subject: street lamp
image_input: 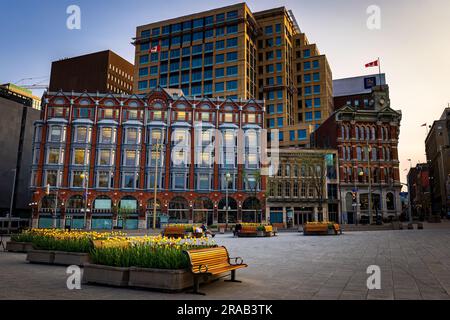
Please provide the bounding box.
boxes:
[80,172,89,229]
[152,139,162,230]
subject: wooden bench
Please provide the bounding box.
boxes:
[238,225,257,237]
[184,246,247,295]
[163,226,186,238]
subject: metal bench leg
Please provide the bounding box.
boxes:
[224,270,242,283]
[187,276,206,295]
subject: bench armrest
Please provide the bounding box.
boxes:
[197,264,209,273]
[229,257,244,265]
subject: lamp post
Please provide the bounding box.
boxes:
[80,172,89,229]
[366,142,372,225]
[225,172,231,229]
[152,139,162,230]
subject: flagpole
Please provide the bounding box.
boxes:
[378,57,383,86]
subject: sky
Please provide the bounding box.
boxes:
[1,0,449,188]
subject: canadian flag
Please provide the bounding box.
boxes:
[365,59,379,68]
[150,45,161,53]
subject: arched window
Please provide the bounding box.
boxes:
[371,127,376,140]
[293,165,299,177]
[341,126,345,139]
[355,127,359,140]
[386,148,391,161]
[345,126,350,140]
[357,147,362,160]
[365,127,370,140]
[360,127,365,140]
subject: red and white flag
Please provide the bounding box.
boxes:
[365,59,379,68]
[150,45,161,53]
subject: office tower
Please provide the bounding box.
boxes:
[133,3,333,147]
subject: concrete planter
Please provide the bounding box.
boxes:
[54,251,91,266]
[83,264,130,287]
[26,250,55,264]
[129,267,193,292]
[6,241,34,253]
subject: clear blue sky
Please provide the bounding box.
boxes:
[1,0,449,186]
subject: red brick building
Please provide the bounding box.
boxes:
[49,50,134,95]
[30,88,265,229]
[312,84,402,224]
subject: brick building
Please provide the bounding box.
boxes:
[49,50,134,95]
[425,107,450,217]
[407,163,431,220]
[133,3,333,147]
[312,84,402,224]
[30,88,265,229]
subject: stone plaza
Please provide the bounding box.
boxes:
[1,224,450,300]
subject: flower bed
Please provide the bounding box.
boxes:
[85,236,217,291]
[23,229,124,266]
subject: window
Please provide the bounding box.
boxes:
[126,128,139,144]
[226,65,238,76]
[205,29,213,39]
[275,37,281,46]
[138,80,147,90]
[215,68,224,78]
[227,37,238,48]
[266,64,274,73]
[227,10,238,20]
[100,127,113,143]
[277,104,283,114]
[290,130,295,141]
[227,25,238,34]
[275,23,281,33]
[265,25,273,35]
[139,67,148,77]
[216,27,224,36]
[71,171,86,188]
[174,174,185,189]
[216,40,225,50]
[193,18,203,28]
[99,149,112,166]
[277,117,283,127]
[266,51,274,61]
[313,60,319,69]
[305,112,313,121]
[193,31,203,41]
[304,74,311,83]
[216,54,225,64]
[182,21,191,30]
[226,52,237,62]
[298,129,307,141]
[50,126,63,142]
[198,173,210,190]
[139,55,149,64]
[75,127,88,143]
[182,34,191,43]
[305,99,312,108]
[171,36,180,46]
[314,98,321,107]
[216,13,225,22]
[73,148,86,165]
[276,49,282,60]
[224,113,233,122]
[123,173,137,189]
[97,171,113,189]
[314,111,321,120]
[226,80,238,91]
[278,131,284,142]
[205,15,214,26]
[268,118,275,128]
[304,61,311,70]
[303,49,311,58]
[215,82,224,92]
[125,150,137,166]
[48,148,62,164]
[313,85,321,94]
